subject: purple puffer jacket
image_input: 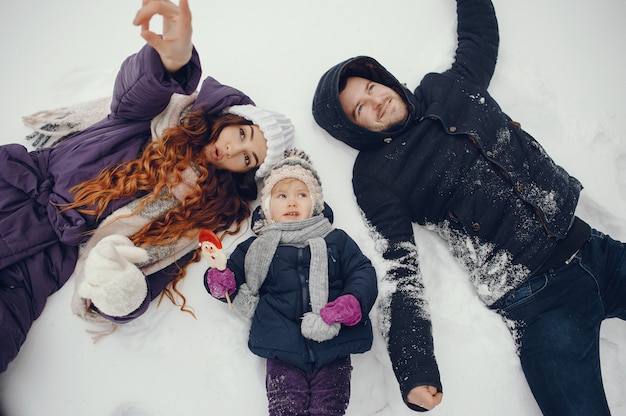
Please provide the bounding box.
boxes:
[0,44,253,372]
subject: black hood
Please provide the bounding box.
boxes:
[312,56,417,151]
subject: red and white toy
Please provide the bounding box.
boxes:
[199,229,234,308]
[199,229,227,270]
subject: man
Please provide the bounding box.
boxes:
[312,0,626,414]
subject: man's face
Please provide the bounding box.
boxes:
[339,76,408,132]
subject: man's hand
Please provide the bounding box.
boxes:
[133,0,193,73]
[407,385,443,411]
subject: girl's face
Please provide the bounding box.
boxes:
[203,124,268,173]
[269,179,313,223]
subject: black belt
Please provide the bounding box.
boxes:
[532,216,591,276]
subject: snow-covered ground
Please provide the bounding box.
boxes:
[1,1,625,415]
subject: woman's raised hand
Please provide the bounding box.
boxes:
[133,0,193,73]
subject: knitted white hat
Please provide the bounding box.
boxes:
[261,149,324,221]
[226,105,295,179]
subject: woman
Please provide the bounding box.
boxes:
[0,0,294,372]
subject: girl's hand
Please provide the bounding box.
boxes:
[133,0,193,73]
[205,268,237,299]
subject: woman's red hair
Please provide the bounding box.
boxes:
[64,110,258,316]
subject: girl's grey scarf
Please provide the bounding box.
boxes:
[234,216,341,342]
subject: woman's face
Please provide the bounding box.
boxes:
[203,124,268,173]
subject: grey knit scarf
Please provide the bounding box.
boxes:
[233,215,341,342]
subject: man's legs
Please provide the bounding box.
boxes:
[493,229,626,416]
[515,290,608,416]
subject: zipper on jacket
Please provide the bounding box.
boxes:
[298,248,316,364]
[535,208,552,238]
[468,132,554,238]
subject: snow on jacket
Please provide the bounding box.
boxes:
[0,43,253,371]
[224,207,378,372]
[312,0,583,409]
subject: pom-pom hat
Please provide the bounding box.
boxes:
[261,149,324,221]
[226,105,295,179]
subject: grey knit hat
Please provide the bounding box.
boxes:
[226,105,295,179]
[261,149,324,221]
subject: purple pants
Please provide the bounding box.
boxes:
[265,356,352,416]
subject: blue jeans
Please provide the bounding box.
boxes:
[490,229,626,416]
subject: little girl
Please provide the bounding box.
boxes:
[205,149,378,415]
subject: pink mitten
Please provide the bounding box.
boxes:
[204,267,236,299]
[320,294,362,326]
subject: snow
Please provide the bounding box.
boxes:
[1,0,626,415]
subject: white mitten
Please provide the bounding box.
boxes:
[79,235,150,317]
